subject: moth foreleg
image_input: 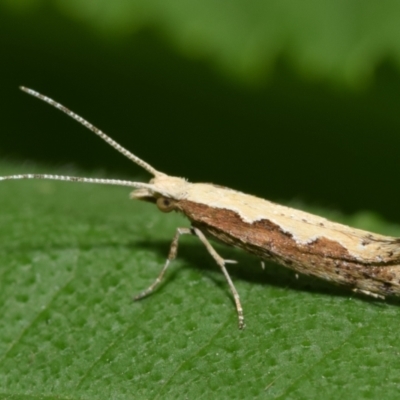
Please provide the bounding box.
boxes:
[134,227,193,301]
[134,226,244,329]
[190,227,245,330]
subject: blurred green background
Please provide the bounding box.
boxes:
[2,2,400,399]
[2,0,400,220]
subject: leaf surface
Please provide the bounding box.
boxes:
[1,162,400,399]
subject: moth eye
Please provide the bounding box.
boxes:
[156,197,175,213]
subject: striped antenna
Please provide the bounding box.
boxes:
[0,174,150,189]
[19,87,163,177]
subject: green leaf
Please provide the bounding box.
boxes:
[1,161,400,399]
[3,0,400,85]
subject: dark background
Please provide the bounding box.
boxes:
[2,3,400,222]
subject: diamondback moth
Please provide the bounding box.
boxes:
[2,87,400,329]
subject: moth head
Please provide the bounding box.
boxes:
[130,174,189,213]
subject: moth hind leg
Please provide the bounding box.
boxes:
[352,288,385,300]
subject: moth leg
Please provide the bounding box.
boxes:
[134,227,193,301]
[352,288,385,300]
[191,227,245,330]
[134,226,244,329]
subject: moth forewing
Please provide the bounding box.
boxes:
[2,87,400,330]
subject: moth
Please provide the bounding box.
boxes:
[2,87,400,329]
